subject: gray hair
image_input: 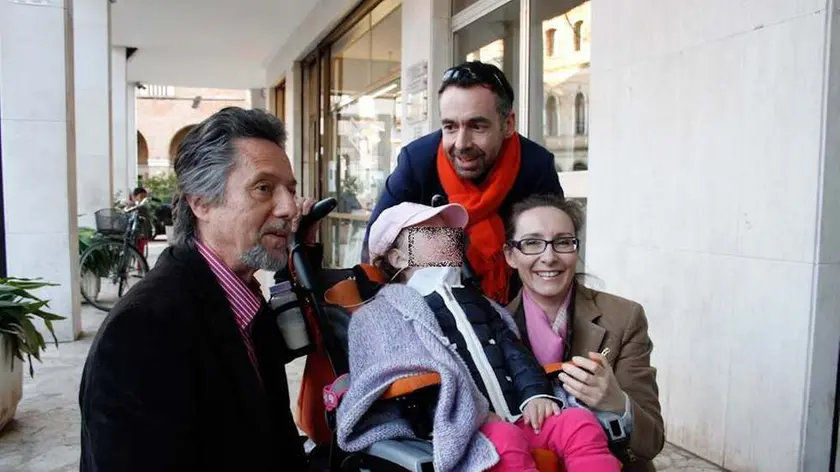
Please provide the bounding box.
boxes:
[171,107,287,247]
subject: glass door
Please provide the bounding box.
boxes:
[323,0,403,267]
[301,57,321,201]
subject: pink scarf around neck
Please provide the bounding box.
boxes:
[522,287,573,365]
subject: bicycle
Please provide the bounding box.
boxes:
[79,201,151,312]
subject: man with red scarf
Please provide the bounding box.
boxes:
[362,61,563,305]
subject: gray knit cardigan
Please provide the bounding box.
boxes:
[336,283,500,472]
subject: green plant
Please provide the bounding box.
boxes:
[78,227,97,253]
[144,173,178,203]
[0,278,65,377]
[78,228,115,277]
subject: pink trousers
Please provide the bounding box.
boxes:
[480,407,620,472]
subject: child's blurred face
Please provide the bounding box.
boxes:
[388,216,464,279]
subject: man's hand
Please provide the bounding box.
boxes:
[521,398,561,433]
[291,197,318,244]
[559,352,626,414]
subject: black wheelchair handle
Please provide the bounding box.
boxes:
[290,197,337,248]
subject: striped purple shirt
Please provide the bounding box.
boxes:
[195,240,262,370]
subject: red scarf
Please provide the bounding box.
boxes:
[436,133,521,304]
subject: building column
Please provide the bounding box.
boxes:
[126,81,138,188]
[803,7,840,469]
[0,0,81,341]
[400,0,451,144]
[110,46,129,200]
[588,2,840,470]
[249,88,267,110]
[74,0,112,229]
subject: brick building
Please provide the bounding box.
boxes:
[136,86,250,178]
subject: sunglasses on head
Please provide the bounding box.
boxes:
[441,63,513,104]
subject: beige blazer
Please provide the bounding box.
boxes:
[507,283,665,472]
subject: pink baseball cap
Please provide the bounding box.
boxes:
[368,202,469,259]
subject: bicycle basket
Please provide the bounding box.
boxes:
[95,208,128,235]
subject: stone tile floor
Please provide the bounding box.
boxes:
[0,242,726,472]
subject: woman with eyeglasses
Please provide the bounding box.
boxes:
[503,194,664,472]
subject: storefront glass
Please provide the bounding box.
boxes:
[453,1,520,97]
[451,0,589,266]
[532,0,590,174]
[325,0,402,267]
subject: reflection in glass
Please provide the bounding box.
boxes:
[327,2,402,267]
[532,0,590,173]
[453,1,520,97]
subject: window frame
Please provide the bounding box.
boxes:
[450,0,591,200]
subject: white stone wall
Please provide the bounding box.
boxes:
[74,0,112,230]
[126,83,138,189]
[111,46,130,200]
[249,88,267,110]
[588,1,839,470]
[805,6,840,470]
[0,0,82,342]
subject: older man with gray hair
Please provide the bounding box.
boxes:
[79,107,315,471]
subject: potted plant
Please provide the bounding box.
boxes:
[78,228,103,299]
[0,277,64,431]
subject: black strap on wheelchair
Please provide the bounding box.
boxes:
[351,265,383,301]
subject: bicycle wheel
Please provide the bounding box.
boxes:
[80,240,149,312]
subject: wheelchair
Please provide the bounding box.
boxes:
[278,197,611,472]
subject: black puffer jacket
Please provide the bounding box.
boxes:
[424,286,554,415]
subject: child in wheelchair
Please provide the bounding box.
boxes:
[336,202,619,472]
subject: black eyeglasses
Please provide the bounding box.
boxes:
[507,237,579,255]
[441,62,514,105]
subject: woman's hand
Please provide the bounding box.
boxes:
[560,352,626,414]
[521,398,561,433]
